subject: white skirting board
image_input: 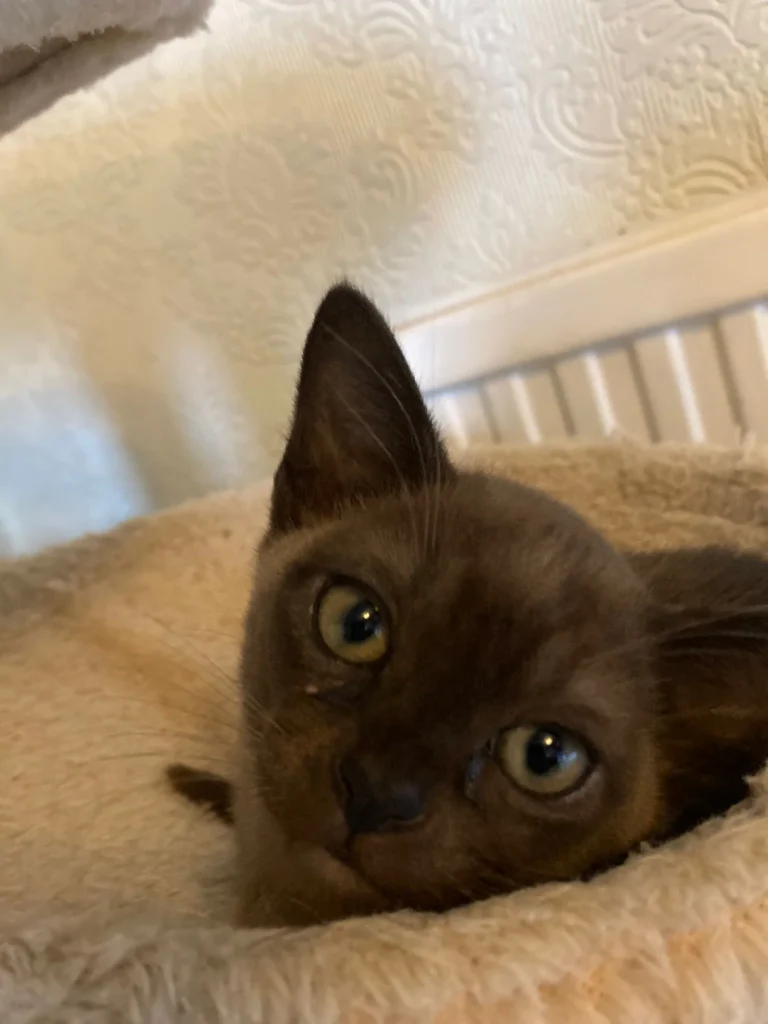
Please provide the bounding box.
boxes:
[400,191,768,449]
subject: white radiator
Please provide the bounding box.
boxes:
[400,192,768,450]
[425,305,768,448]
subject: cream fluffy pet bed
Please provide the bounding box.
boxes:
[2,441,768,1023]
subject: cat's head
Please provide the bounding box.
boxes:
[235,284,661,926]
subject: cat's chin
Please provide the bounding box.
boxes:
[241,844,390,928]
[235,796,391,927]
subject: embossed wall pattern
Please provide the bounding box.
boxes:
[1,0,767,554]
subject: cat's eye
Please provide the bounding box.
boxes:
[497,725,591,796]
[315,582,389,664]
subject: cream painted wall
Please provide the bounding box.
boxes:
[1,0,767,552]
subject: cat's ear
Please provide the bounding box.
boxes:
[631,547,768,837]
[269,282,453,534]
[634,546,768,658]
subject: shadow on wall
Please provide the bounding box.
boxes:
[0,21,466,553]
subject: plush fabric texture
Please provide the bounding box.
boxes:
[1,441,768,1022]
[0,0,210,135]
[0,0,207,51]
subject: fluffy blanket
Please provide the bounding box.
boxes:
[0,0,209,132]
[2,441,768,1023]
[0,0,207,52]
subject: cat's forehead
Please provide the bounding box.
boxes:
[283,472,642,637]
[317,473,622,575]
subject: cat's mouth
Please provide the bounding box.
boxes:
[298,826,405,905]
[320,837,378,889]
[319,835,417,910]
[291,838,394,918]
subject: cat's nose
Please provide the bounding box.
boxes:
[337,753,425,835]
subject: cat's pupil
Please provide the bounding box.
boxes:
[526,729,568,776]
[342,600,381,645]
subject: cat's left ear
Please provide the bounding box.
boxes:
[630,546,768,835]
[633,547,768,659]
[269,283,453,534]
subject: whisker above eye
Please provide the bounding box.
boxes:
[324,323,443,561]
[660,629,768,648]
[111,694,238,734]
[119,612,289,739]
[175,625,244,642]
[324,325,430,481]
[650,604,768,642]
[84,749,237,771]
[657,703,762,723]
[333,379,424,561]
[241,690,289,738]
[140,612,239,692]
[82,727,238,751]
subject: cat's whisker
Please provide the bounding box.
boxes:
[82,718,239,748]
[141,611,240,697]
[161,673,238,716]
[649,602,768,643]
[240,688,289,738]
[178,626,244,642]
[660,641,768,659]
[10,780,235,852]
[110,693,239,734]
[423,428,446,560]
[577,634,652,676]
[3,706,245,753]
[579,598,768,680]
[583,624,758,679]
[479,861,552,890]
[323,324,429,482]
[324,323,434,559]
[658,703,762,724]
[442,874,485,905]
[84,749,236,771]
[112,611,242,719]
[431,435,449,557]
[87,726,238,751]
[118,610,290,738]
[6,641,241,737]
[662,630,768,647]
[283,892,321,920]
[334,386,423,559]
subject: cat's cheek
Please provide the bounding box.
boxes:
[603,738,664,854]
[472,767,620,882]
[481,759,607,830]
[258,755,348,852]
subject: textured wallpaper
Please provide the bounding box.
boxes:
[1,0,767,553]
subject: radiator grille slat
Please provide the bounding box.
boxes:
[427,302,768,447]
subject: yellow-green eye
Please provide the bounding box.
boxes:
[497,725,591,796]
[315,583,389,664]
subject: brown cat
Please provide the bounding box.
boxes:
[170,283,768,927]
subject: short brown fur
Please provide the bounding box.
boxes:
[171,285,768,927]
